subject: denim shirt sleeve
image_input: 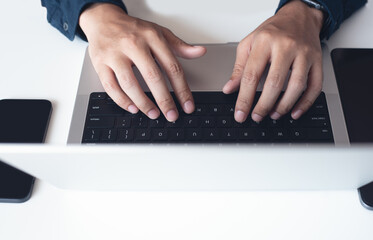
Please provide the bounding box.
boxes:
[41,0,127,41]
[276,0,367,39]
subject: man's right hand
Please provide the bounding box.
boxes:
[79,3,206,121]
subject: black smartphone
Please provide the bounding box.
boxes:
[358,182,373,211]
[0,99,52,203]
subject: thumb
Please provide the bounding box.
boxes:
[161,28,206,59]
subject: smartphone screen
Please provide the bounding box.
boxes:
[0,99,52,203]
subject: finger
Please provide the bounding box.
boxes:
[150,39,195,114]
[223,38,252,94]
[96,64,138,114]
[161,28,206,59]
[291,60,323,119]
[131,48,179,122]
[234,44,270,123]
[269,57,310,120]
[251,50,293,122]
[109,57,160,119]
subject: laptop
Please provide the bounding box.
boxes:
[1,44,373,191]
[68,43,349,145]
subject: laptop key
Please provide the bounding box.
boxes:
[118,129,134,142]
[135,129,151,141]
[290,128,307,141]
[101,129,117,142]
[116,117,132,128]
[222,129,237,141]
[186,129,202,141]
[201,117,215,128]
[86,117,115,128]
[152,129,168,141]
[307,128,333,141]
[91,92,106,100]
[169,129,185,141]
[238,128,255,141]
[83,129,101,142]
[273,128,289,141]
[217,117,232,128]
[203,128,220,141]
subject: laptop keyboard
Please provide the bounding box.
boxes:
[82,92,334,144]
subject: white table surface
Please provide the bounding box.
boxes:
[0,1,372,239]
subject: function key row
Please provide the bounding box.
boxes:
[85,115,330,129]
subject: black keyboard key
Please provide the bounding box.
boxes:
[308,103,328,115]
[201,117,215,127]
[217,117,233,128]
[91,92,107,100]
[86,117,115,128]
[133,116,148,128]
[149,118,166,128]
[118,129,134,142]
[194,105,207,115]
[135,129,151,141]
[88,100,127,116]
[152,129,168,141]
[186,129,202,141]
[302,115,329,127]
[307,128,333,141]
[116,117,132,128]
[268,119,283,128]
[101,129,117,142]
[284,117,299,127]
[238,128,255,141]
[221,129,237,141]
[208,105,223,115]
[255,129,270,141]
[273,129,289,141]
[166,119,183,128]
[83,129,100,142]
[250,119,267,128]
[222,105,235,115]
[169,129,185,141]
[290,129,307,141]
[203,129,220,141]
[184,117,201,128]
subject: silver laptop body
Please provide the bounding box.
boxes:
[2,43,368,192]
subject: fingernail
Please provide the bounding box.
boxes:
[148,109,159,119]
[166,109,178,122]
[223,80,232,93]
[292,110,303,119]
[270,112,281,120]
[184,100,194,114]
[235,110,246,123]
[128,105,139,114]
[252,113,263,123]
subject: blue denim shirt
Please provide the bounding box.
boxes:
[42,0,367,41]
[41,0,127,40]
[278,0,367,39]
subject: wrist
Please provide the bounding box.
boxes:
[79,3,127,38]
[278,0,324,35]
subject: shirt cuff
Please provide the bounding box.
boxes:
[276,0,367,40]
[42,0,127,41]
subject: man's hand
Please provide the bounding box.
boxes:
[223,0,324,122]
[79,3,206,121]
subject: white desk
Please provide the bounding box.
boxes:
[0,1,372,239]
